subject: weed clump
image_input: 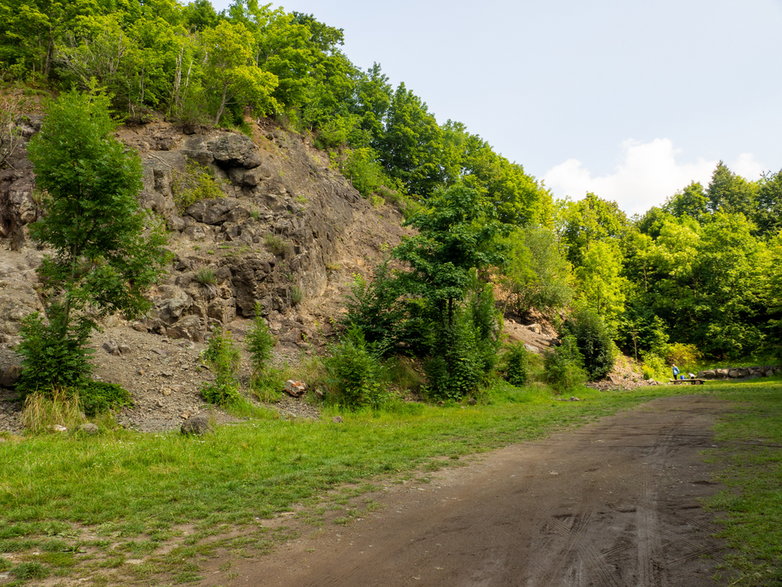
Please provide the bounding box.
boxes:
[11,561,49,581]
[194,267,217,286]
[21,389,85,434]
[246,305,283,402]
[77,381,133,417]
[264,233,294,258]
[200,328,241,405]
[172,160,224,212]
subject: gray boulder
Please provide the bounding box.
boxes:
[166,315,204,342]
[181,414,210,435]
[208,133,261,169]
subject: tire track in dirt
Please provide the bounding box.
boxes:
[199,395,730,586]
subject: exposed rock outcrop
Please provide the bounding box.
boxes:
[0,116,408,431]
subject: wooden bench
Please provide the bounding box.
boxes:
[669,379,705,385]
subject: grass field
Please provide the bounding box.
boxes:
[0,379,780,585]
[702,378,782,586]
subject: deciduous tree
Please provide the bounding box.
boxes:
[18,90,168,392]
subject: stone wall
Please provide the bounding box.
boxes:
[696,366,780,379]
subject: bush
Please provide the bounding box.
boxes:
[468,281,503,376]
[544,336,587,394]
[340,147,392,198]
[641,354,668,381]
[564,307,615,380]
[664,342,702,369]
[503,342,529,387]
[246,306,280,401]
[425,313,482,402]
[172,160,224,212]
[501,226,573,319]
[16,310,92,394]
[200,328,241,406]
[324,328,386,410]
[246,306,275,373]
[344,264,414,355]
[77,381,133,416]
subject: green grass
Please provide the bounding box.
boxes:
[702,377,782,586]
[0,379,779,584]
[0,383,684,583]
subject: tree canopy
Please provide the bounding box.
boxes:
[2,0,779,393]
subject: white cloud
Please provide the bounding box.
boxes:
[543,139,765,216]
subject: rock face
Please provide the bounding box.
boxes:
[114,121,407,346]
[0,119,406,349]
[0,116,408,432]
[0,114,40,251]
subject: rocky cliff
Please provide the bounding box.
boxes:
[0,115,407,431]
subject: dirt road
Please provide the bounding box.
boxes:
[203,395,729,586]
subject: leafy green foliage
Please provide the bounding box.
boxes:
[246,306,275,375]
[560,193,630,329]
[200,328,241,406]
[16,310,92,393]
[172,160,225,212]
[766,232,782,359]
[663,181,708,221]
[616,306,669,362]
[344,263,415,354]
[246,305,278,400]
[377,83,447,196]
[756,170,782,237]
[347,185,505,401]
[706,161,758,217]
[623,171,776,361]
[201,20,279,125]
[564,307,616,381]
[544,336,587,394]
[77,381,133,417]
[0,0,551,232]
[394,184,503,324]
[664,343,701,370]
[19,89,167,396]
[502,342,529,387]
[324,327,386,410]
[425,305,487,402]
[501,226,573,318]
[339,147,396,198]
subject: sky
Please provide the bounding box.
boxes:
[210,0,782,216]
